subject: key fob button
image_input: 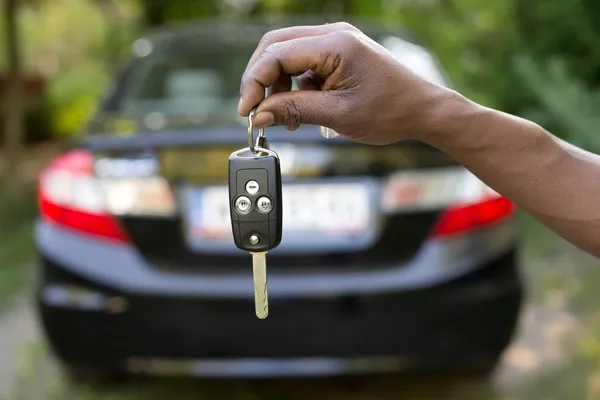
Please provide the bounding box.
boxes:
[256,196,272,213]
[245,180,260,195]
[234,196,252,214]
[249,234,260,245]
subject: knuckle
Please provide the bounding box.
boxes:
[265,41,299,58]
[259,30,278,46]
[264,41,283,57]
[331,30,359,45]
[240,70,253,91]
[260,27,289,47]
[241,67,250,82]
[333,30,366,55]
[239,75,248,96]
[331,21,359,32]
[264,40,296,61]
[284,100,304,126]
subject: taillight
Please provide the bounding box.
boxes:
[381,167,516,237]
[38,149,130,243]
[430,195,515,238]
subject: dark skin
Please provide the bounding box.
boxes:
[238,22,600,258]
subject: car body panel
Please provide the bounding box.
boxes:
[36,217,515,299]
[38,248,521,377]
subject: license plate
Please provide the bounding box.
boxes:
[185,182,373,241]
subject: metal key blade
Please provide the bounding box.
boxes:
[250,251,269,319]
[320,126,339,139]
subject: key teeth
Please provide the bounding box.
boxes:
[255,304,268,319]
[255,298,269,319]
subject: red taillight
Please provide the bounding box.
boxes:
[38,149,130,243]
[431,196,515,238]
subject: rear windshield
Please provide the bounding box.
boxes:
[108,36,260,125]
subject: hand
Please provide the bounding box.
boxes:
[238,22,459,145]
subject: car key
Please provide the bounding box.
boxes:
[228,108,282,319]
[320,126,339,139]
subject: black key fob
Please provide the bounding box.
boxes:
[228,147,283,253]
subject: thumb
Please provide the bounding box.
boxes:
[253,90,339,129]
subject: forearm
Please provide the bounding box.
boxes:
[424,91,600,256]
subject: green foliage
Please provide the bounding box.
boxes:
[505,0,600,149]
[514,55,600,151]
[515,0,600,89]
[47,64,110,138]
[0,0,141,139]
[385,0,519,108]
[141,0,220,26]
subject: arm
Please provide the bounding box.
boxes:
[238,22,600,257]
[428,95,600,256]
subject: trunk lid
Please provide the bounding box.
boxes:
[86,125,458,272]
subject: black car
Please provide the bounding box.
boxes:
[35,19,523,380]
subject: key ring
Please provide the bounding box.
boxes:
[248,107,266,153]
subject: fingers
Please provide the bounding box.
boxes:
[239,32,355,117]
[268,73,292,96]
[282,72,323,131]
[244,22,359,82]
[269,74,294,131]
[296,71,324,91]
[239,22,360,117]
[254,88,340,129]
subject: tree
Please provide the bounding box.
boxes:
[509,0,600,148]
[140,0,220,27]
[2,0,24,195]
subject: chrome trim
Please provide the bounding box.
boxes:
[126,356,410,378]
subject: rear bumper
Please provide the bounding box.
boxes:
[37,249,523,377]
[35,219,517,297]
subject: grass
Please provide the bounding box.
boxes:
[511,268,600,400]
[0,187,37,312]
[0,143,59,312]
[501,215,600,399]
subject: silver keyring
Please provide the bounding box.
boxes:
[248,107,265,153]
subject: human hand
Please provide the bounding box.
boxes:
[238,22,460,145]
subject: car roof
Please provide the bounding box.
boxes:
[138,16,420,49]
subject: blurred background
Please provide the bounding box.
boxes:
[2,0,600,399]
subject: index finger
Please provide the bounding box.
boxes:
[239,34,343,118]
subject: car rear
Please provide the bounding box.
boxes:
[34,21,523,378]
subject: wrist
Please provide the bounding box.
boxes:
[417,88,485,152]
